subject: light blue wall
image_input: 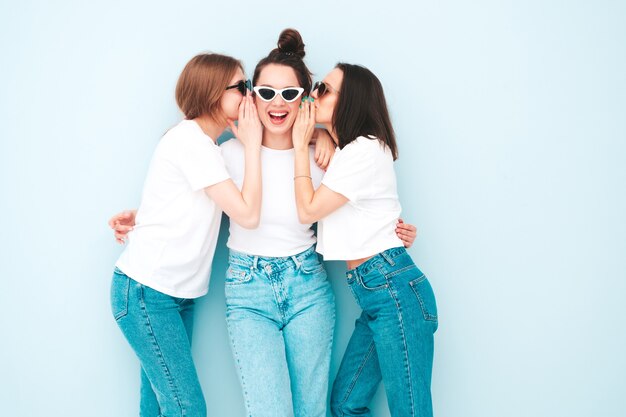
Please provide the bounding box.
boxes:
[1,1,624,416]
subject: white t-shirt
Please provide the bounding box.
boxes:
[116,120,230,298]
[220,139,324,257]
[317,136,403,260]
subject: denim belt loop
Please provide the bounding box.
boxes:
[354,269,363,285]
[252,256,259,270]
[381,250,395,266]
[290,255,301,269]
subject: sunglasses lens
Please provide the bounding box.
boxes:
[314,81,327,97]
[257,88,276,101]
[237,81,246,95]
[281,89,301,102]
[320,83,328,96]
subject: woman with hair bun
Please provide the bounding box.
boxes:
[293,63,438,417]
[219,28,335,417]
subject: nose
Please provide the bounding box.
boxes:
[311,90,319,99]
[271,93,285,105]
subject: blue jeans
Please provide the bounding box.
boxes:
[111,268,206,417]
[225,245,336,417]
[330,247,438,417]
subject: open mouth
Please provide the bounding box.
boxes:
[268,111,288,125]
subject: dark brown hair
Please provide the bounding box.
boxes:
[175,53,242,122]
[253,28,312,92]
[332,63,399,160]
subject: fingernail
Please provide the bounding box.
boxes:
[309,97,314,102]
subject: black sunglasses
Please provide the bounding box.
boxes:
[225,79,252,95]
[312,81,337,97]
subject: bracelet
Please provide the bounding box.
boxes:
[294,175,312,180]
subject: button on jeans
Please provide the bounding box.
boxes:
[111,268,206,417]
[331,247,438,417]
[225,245,336,417]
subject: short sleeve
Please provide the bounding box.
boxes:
[176,134,230,191]
[321,139,374,201]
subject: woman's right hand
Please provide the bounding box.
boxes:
[312,128,335,170]
[292,98,316,151]
[229,93,262,150]
[108,209,137,244]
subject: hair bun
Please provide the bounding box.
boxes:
[276,28,305,58]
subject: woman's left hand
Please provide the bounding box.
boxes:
[292,97,316,151]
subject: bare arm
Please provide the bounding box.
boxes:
[292,100,348,224]
[203,163,261,229]
[206,94,263,229]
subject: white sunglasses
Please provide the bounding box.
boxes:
[252,86,305,103]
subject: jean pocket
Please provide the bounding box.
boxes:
[111,271,130,321]
[358,268,389,291]
[299,253,325,274]
[409,275,438,323]
[225,264,252,285]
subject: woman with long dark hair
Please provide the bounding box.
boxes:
[292,63,438,417]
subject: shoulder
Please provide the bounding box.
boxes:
[164,120,199,140]
[337,136,378,159]
[162,120,218,150]
[219,137,243,151]
[348,136,391,159]
[219,138,244,165]
[354,135,381,148]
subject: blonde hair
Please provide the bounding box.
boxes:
[175,53,242,123]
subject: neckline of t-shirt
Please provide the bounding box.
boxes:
[261,145,296,154]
